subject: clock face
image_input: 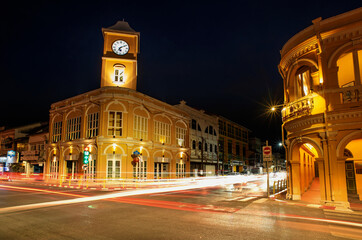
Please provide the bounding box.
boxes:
[112,40,129,55]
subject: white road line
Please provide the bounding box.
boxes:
[238,197,257,202]
[254,198,268,204]
[227,197,245,201]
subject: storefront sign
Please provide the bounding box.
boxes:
[7,150,17,163]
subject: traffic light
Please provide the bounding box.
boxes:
[83,147,90,164]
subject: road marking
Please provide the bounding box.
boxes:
[324,211,362,223]
[254,198,268,204]
[227,196,245,201]
[238,197,257,202]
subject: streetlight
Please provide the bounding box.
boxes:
[270,103,284,112]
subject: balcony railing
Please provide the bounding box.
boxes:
[339,85,361,104]
[282,96,314,122]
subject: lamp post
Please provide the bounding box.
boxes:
[269,103,289,198]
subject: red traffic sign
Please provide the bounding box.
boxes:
[263,146,272,161]
[263,146,271,155]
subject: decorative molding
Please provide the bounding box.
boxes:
[327,111,362,121]
[285,114,324,131]
[280,39,319,71]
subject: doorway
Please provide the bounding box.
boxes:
[66,161,78,179]
[154,163,169,179]
[345,161,357,195]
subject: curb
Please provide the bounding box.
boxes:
[271,197,338,210]
[269,189,361,213]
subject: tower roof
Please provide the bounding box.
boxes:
[102,21,137,34]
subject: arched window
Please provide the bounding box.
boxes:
[295,66,311,98]
[205,126,208,133]
[209,126,213,134]
[344,148,353,158]
[210,144,213,152]
[337,50,362,88]
[113,64,125,84]
[198,141,202,150]
[192,140,196,150]
[204,142,208,152]
[191,119,197,130]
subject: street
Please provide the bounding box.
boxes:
[0,180,361,240]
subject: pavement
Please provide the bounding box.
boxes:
[270,177,362,213]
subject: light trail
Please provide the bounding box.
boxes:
[0,176,244,214]
[1,177,361,229]
[0,185,86,198]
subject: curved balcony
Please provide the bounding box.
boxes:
[282,93,326,123]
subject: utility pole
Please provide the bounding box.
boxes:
[262,141,272,197]
[266,140,270,197]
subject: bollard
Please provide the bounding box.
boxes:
[103,179,106,188]
[69,178,71,187]
[273,181,276,194]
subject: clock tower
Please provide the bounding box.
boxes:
[101,21,140,90]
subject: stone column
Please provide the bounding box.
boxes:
[319,132,332,203]
[291,161,301,200]
[315,158,325,203]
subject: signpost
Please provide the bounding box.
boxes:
[263,141,272,197]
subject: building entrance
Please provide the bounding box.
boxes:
[154,163,169,179]
[345,161,357,195]
[66,160,78,179]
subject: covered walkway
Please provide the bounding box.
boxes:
[300,177,362,211]
[301,177,320,204]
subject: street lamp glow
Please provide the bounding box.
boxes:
[271,106,276,111]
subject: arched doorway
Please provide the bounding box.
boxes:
[289,139,321,200]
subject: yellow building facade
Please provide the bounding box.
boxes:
[46,21,190,181]
[279,8,362,207]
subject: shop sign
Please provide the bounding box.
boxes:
[7,150,17,163]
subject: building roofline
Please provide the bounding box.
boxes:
[280,7,362,57]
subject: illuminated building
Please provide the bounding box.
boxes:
[279,8,362,207]
[175,101,219,176]
[46,21,190,181]
[21,124,48,178]
[218,116,250,174]
[0,123,47,174]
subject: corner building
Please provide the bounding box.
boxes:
[279,8,362,207]
[46,22,190,181]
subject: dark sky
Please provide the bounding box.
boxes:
[1,1,361,145]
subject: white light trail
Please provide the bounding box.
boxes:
[0,176,246,214]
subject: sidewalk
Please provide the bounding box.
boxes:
[272,177,362,212]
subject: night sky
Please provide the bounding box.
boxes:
[1,1,361,146]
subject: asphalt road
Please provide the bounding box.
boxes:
[0,181,361,240]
